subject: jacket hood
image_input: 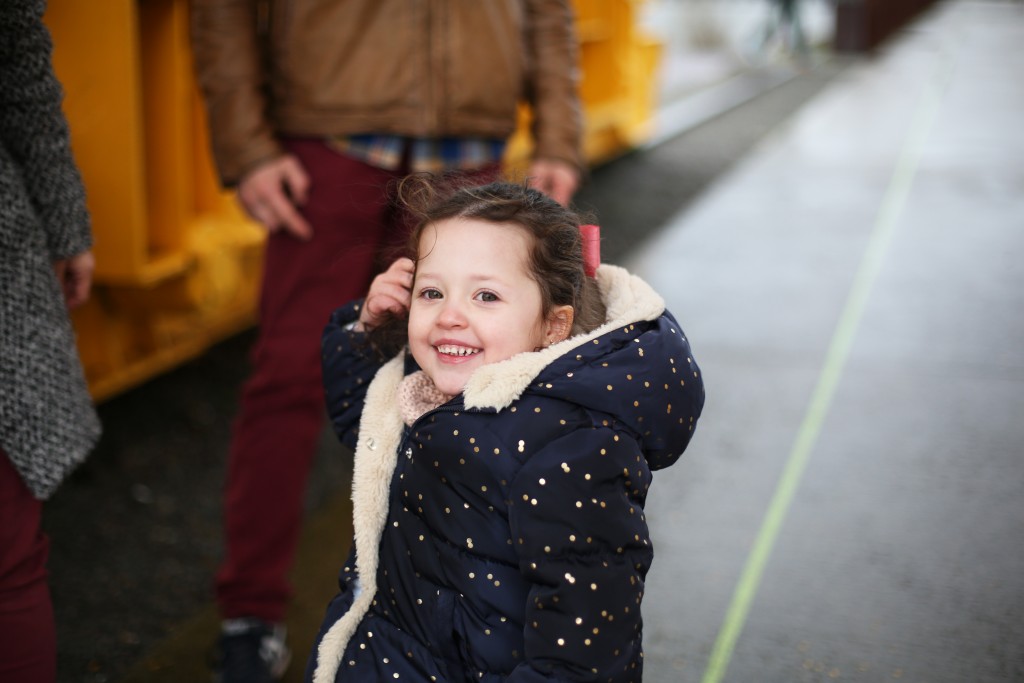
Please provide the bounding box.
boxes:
[464,264,701,471]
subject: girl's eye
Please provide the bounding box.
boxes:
[475,291,499,303]
[420,288,443,300]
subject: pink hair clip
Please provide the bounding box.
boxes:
[579,224,601,277]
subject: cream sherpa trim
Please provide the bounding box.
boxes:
[313,354,406,683]
[463,264,665,410]
[312,265,665,681]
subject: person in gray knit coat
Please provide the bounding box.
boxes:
[0,1,102,680]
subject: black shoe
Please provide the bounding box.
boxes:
[212,618,291,683]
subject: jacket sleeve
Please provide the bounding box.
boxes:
[506,425,654,682]
[189,0,282,186]
[0,0,92,260]
[523,0,583,171]
[321,301,385,449]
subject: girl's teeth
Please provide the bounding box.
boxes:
[437,345,479,357]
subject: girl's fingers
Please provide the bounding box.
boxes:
[363,284,411,328]
[360,258,416,328]
[390,258,416,284]
[375,261,415,300]
[373,280,411,306]
[376,296,406,316]
[374,293,409,316]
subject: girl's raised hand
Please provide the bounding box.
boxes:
[358,257,416,331]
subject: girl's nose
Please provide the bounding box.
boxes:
[438,301,466,328]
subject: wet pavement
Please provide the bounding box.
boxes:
[42,2,1024,682]
[629,2,1024,681]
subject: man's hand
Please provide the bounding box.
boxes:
[53,250,95,310]
[358,258,416,331]
[527,158,580,207]
[237,155,313,240]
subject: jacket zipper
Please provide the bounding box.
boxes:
[397,400,475,456]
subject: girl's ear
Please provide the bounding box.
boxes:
[545,305,575,345]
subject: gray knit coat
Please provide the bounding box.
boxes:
[1,0,101,500]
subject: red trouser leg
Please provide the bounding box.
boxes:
[0,453,56,683]
[215,140,401,622]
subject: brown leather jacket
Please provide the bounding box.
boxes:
[190,0,582,185]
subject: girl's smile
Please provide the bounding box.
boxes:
[433,342,482,359]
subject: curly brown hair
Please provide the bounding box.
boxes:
[366,176,606,359]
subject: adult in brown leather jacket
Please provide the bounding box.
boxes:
[190,2,583,680]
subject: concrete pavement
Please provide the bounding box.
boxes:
[630,2,1024,681]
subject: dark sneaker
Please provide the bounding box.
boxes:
[213,618,291,683]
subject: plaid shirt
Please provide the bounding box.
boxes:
[330,134,506,173]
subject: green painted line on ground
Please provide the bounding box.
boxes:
[700,56,953,683]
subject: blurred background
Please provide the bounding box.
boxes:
[39,0,1023,681]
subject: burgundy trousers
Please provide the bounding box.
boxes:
[0,452,55,683]
[215,139,499,622]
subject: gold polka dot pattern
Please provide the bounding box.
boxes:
[313,278,704,682]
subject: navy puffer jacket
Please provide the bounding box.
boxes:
[308,265,704,683]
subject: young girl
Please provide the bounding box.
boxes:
[306,181,704,683]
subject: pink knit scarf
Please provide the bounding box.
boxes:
[398,371,454,426]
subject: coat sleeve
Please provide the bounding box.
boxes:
[0,0,92,260]
[190,0,282,186]
[321,301,385,449]
[506,424,654,682]
[523,0,583,171]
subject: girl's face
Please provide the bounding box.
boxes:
[408,217,572,397]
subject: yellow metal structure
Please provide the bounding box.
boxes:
[44,0,662,402]
[507,0,663,171]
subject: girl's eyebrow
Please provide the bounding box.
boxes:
[416,270,509,287]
